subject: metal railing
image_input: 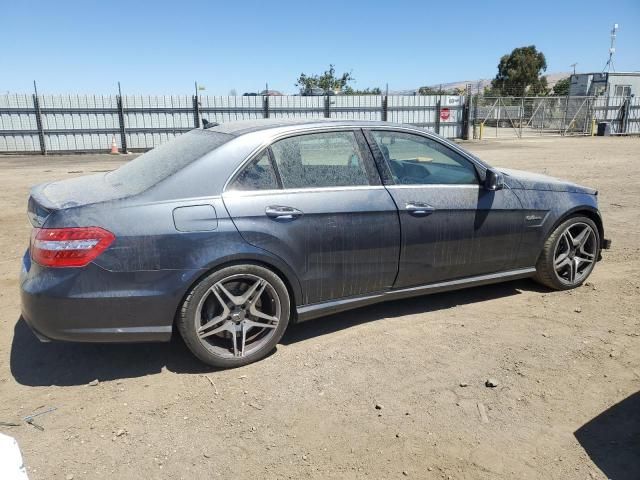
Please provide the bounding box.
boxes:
[0,93,466,154]
[3,91,637,153]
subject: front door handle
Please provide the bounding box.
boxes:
[405,202,436,216]
[265,205,304,220]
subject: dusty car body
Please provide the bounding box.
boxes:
[20,119,610,367]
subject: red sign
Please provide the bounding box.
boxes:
[440,107,451,121]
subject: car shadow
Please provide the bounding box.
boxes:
[9,318,211,387]
[574,391,640,480]
[282,279,540,344]
[11,279,543,387]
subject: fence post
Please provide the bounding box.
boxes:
[381,94,388,122]
[603,94,610,133]
[561,96,570,136]
[192,95,200,128]
[621,97,629,134]
[324,95,330,118]
[116,84,128,153]
[435,100,441,134]
[519,97,524,138]
[462,87,471,140]
[32,93,46,155]
[472,86,479,139]
[263,95,270,118]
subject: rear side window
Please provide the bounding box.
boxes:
[270,131,371,189]
[370,131,478,185]
[228,152,279,191]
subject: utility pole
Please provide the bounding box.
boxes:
[570,63,578,75]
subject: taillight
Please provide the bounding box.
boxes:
[31,227,115,268]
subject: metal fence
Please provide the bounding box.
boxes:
[3,92,637,153]
[0,93,466,153]
[471,95,640,139]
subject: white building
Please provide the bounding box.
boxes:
[569,72,640,97]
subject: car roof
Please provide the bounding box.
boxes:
[204,118,416,136]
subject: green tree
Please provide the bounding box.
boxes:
[491,46,548,96]
[482,85,501,97]
[551,77,571,96]
[296,65,354,93]
[418,86,447,95]
[342,86,382,95]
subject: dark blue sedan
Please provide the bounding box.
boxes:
[21,119,610,367]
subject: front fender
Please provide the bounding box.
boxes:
[510,189,601,266]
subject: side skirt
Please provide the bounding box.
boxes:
[296,267,536,322]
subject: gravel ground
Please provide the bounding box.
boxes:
[0,136,638,480]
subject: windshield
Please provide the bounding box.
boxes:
[106,129,232,195]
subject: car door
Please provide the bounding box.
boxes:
[364,129,524,288]
[222,129,401,305]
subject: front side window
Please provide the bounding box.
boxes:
[228,151,279,191]
[370,131,478,185]
[270,131,371,189]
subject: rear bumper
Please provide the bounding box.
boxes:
[20,251,203,343]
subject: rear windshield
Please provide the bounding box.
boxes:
[106,129,232,195]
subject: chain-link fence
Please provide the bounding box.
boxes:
[471,95,640,139]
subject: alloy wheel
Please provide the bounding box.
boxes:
[553,222,597,286]
[194,273,281,358]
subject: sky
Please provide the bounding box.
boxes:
[2,0,639,95]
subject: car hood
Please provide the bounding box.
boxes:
[498,168,597,195]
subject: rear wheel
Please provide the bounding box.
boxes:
[178,265,291,368]
[534,216,600,290]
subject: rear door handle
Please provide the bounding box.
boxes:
[265,205,304,220]
[405,202,436,216]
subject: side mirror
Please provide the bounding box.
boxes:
[484,169,504,191]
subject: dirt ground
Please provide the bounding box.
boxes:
[0,136,638,480]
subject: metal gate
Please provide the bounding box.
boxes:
[471,96,640,139]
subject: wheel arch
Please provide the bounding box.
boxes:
[172,252,303,332]
[533,205,603,289]
[535,206,604,267]
[551,206,604,247]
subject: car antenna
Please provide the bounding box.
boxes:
[202,118,219,129]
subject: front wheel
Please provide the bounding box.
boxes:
[178,265,291,368]
[534,216,600,290]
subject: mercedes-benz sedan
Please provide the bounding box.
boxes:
[21,119,610,367]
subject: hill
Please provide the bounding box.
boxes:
[392,72,571,95]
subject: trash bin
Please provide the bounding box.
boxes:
[597,122,611,136]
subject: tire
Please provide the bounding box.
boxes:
[534,215,600,290]
[178,264,291,368]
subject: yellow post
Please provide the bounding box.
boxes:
[591,117,596,136]
[479,122,484,140]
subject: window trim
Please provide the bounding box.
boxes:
[614,85,631,97]
[363,128,483,186]
[224,127,381,193]
[223,184,388,198]
[266,148,284,189]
